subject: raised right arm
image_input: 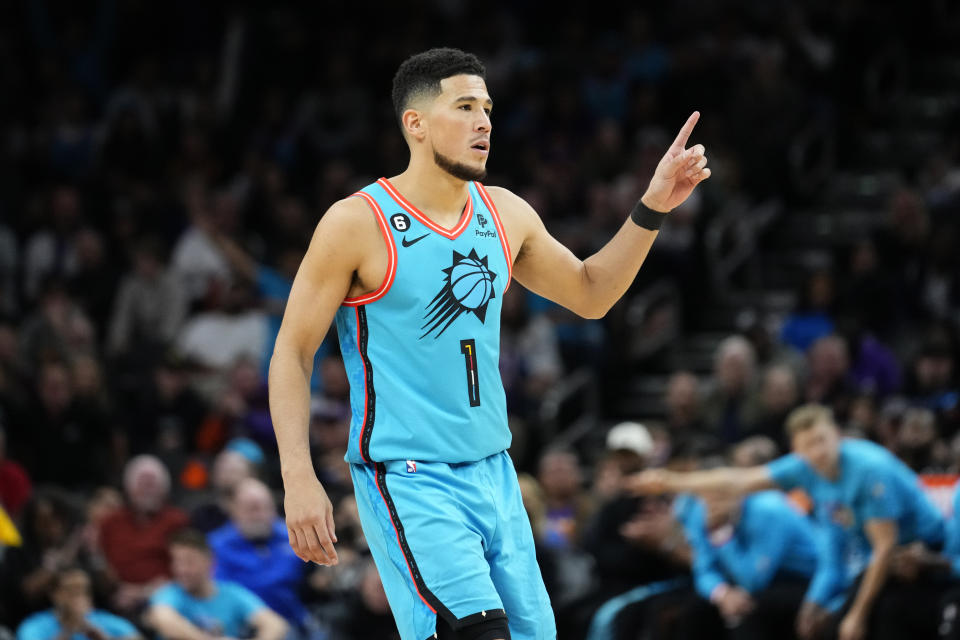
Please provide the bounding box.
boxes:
[268,196,374,566]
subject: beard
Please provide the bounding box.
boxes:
[433,147,487,181]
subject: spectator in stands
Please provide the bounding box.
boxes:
[18,360,110,489]
[0,425,31,518]
[22,186,84,303]
[500,286,564,419]
[189,449,256,533]
[803,335,855,415]
[906,337,959,438]
[1,490,112,627]
[593,422,654,503]
[209,478,308,630]
[702,336,761,444]
[751,365,800,451]
[894,408,946,473]
[168,185,233,303]
[780,269,836,353]
[123,352,206,457]
[66,228,118,337]
[663,371,706,445]
[19,280,95,376]
[16,567,140,640]
[146,529,287,640]
[324,558,400,640]
[537,448,594,550]
[106,236,187,364]
[174,279,268,373]
[98,455,187,616]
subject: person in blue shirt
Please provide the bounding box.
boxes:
[146,529,287,640]
[631,403,946,640]
[17,567,140,640]
[674,490,825,639]
[209,478,308,630]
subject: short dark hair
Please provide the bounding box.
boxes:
[391,48,485,126]
[169,528,211,554]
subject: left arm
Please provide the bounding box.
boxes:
[494,112,709,319]
[249,608,288,640]
[839,519,898,640]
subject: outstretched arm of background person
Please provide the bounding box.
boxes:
[838,519,898,640]
[491,111,710,319]
[627,465,776,497]
[268,196,374,566]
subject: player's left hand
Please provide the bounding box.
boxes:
[641,111,710,213]
[838,611,867,640]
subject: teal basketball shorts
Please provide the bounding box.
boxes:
[350,450,556,640]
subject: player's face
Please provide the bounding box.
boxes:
[428,74,492,181]
[792,420,840,478]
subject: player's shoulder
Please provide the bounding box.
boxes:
[309,195,382,251]
[477,185,539,226]
[479,185,527,209]
[321,195,380,228]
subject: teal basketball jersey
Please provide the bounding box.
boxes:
[336,178,513,464]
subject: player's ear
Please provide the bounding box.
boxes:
[401,108,427,142]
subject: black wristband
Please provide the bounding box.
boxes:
[630,201,667,230]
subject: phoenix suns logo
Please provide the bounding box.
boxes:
[420,249,497,339]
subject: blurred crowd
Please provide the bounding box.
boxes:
[1,0,960,639]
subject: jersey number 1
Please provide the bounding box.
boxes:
[460,339,481,407]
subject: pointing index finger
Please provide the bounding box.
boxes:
[672,111,700,149]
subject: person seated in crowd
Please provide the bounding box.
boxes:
[208,478,308,631]
[537,447,595,550]
[98,456,188,616]
[702,336,761,445]
[1,490,113,626]
[632,403,947,640]
[324,558,400,640]
[189,448,257,533]
[16,567,140,640]
[671,489,825,639]
[145,529,287,640]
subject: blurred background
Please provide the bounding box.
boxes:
[0,0,958,639]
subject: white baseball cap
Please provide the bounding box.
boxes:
[606,421,654,458]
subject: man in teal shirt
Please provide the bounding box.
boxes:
[146,529,287,640]
[17,568,140,640]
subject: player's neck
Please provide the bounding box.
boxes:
[389,162,471,228]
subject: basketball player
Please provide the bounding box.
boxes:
[630,404,946,640]
[269,48,710,640]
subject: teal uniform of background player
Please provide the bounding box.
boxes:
[766,439,945,599]
[336,178,555,640]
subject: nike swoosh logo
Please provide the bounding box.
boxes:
[402,233,429,247]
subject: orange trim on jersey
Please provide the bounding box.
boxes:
[377,178,473,240]
[374,465,437,614]
[342,191,398,306]
[475,182,513,291]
